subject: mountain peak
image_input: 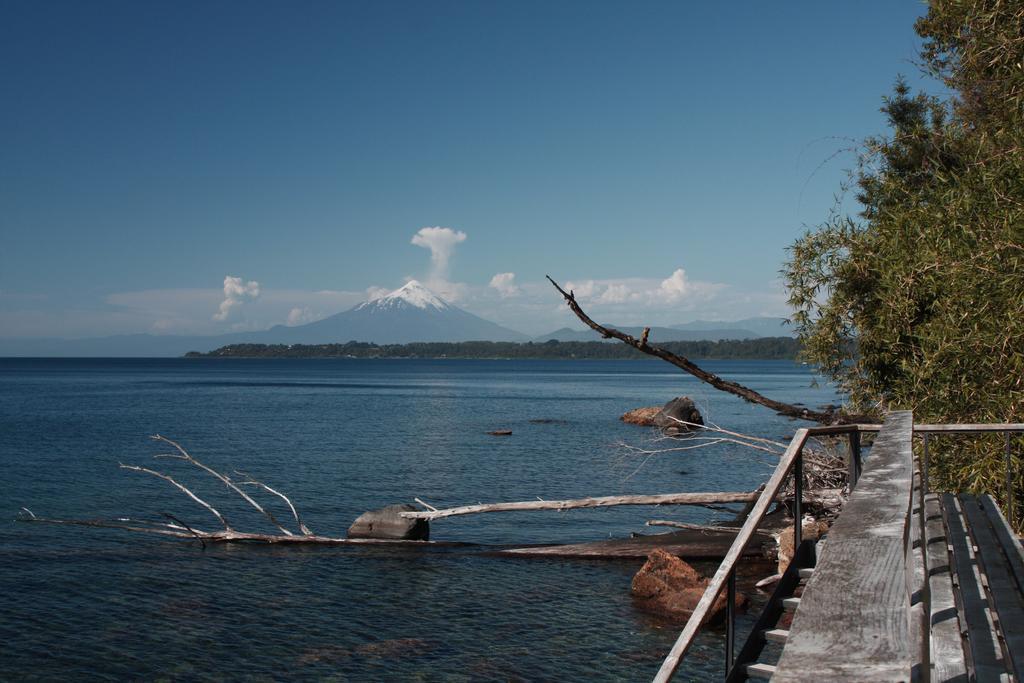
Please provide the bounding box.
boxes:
[362,280,450,311]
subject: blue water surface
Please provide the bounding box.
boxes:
[0,358,839,681]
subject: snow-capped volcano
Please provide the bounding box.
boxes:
[0,280,528,354]
[249,280,526,344]
[355,280,451,312]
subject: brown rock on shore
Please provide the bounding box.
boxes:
[631,549,747,622]
[621,406,661,426]
[775,518,830,574]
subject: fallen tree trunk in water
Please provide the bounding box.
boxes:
[16,511,443,545]
[400,491,759,521]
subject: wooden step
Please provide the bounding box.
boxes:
[745,662,776,679]
[798,567,815,579]
[782,597,801,612]
[763,628,789,644]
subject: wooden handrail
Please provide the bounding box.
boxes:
[652,427,812,682]
[914,423,1024,433]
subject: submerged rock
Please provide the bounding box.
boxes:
[347,503,429,540]
[631,549,746,622]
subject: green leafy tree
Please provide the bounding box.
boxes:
[784,1,1023,521]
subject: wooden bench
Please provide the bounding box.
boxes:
[938,493,1024,681]
[770,413,1024,682]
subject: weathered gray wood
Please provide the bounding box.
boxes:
[773,411,915,682]
[500,527,775,559]
[979,495,1024,595]
[914,423,1024,433]
[745,663,776,679]
[908,468,928,677]
[959,494,1024,679]
[400,491,759,520]
[651,427,812,683]
[942,494,1005,681]
[923,494,968,682]
[782,597,801,612]
[764,628,789,644]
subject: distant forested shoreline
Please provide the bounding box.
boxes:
[185,337,800,360]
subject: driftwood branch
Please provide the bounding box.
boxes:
[16,511,430,545]
[546,275,839,423]
[151,435,294,536]
[234,470,313,536]
[646,519,742,533]
[17,436,442,546]
[120,463,232,530]
[399,491,760,521]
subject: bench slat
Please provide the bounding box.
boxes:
[959,494,1024,679]
[979,495,1024,594]
[923,493,967,682]
[941,494,1005,680]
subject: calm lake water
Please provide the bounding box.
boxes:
[0,358,840,681]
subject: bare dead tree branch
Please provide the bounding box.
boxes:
[545,275,843,423]
[120,463,232,530]
[645,519,741,533]
[161,512,207,548]
[17,437,449,546]
[234,470,313,536]
[151,435,295,536]
[399,491,761,521]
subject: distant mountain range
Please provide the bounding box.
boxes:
[0,281,792,357]
[262,281,527,345]
[533,317,791,343]
[0,281,524,357]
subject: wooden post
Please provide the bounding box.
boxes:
[794,453,803,549]
[922,433,930,494]
[1006,432,1014,524]
[848,430,862,490]
[726,568,736,675]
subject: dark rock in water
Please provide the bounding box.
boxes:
[528,418,569,425]
[631,548,746,622]
[653,396,704,433]
[347,504,429,540]
[488,429,512,436]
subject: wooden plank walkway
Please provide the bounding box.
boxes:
[653,413,1024,682]
[772,411,915,682]
[768,414,1023,682]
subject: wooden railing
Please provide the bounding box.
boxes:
[653,415,1024,682]
[915,423,1024,523]
[652,422,867,682]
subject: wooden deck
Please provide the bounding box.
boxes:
[654,412,1024,682]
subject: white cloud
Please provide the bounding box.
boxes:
[365,286,390,301]
[98,285,366,336]
[213,276,260,321]
[424,278,467,303]
[563,268,722,311]
[659,268,690,301]
[411,227,467,281]
[489,272,520,298]
[286,307,319,326]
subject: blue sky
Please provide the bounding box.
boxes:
[0,0,931,337]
